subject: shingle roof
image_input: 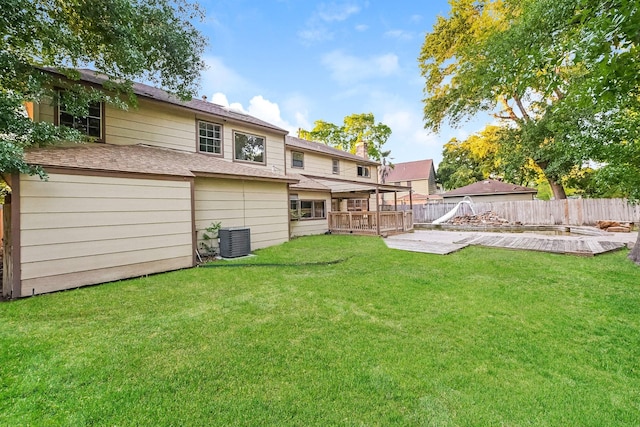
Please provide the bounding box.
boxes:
[285,136,379,166]
[47,68,288,134]
[288,174,331,191]
[26,143,298,183]
[442,179,537,197]
[385,159,435,182]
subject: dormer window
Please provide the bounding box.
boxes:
[357,165,370,178]
[292,151,304,168]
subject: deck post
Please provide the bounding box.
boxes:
[376,187,381,235]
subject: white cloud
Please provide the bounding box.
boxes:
[384,110,440,150]
[200,56,256,98]
[321,50,400,84]
[298,2,362,45]
[410,14,423,23]
[208,93,311,136]
[355,24,368,31]
[298,28,334,44]
[317,3,361,22]
[384,29,414,41]
[210,92,230,107]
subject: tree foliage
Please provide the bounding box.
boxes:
[420,0,590,199]
[299,113,392,162]
[437,125,503,190]
[0,0,206,191]
[422,0,640,263]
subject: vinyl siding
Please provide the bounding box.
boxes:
[19,173,193,295]
[106,99,194,151]
[194,178,289,252]
[286,149,378,183]
[290,190,332,237]
[37,98,288,172]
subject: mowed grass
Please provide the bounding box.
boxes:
[1,235,640,426]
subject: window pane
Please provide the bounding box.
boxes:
[235,132,264,162]
[314,201,325,218]
[292,152,304,168]
[198,121,222,154]
[300,201,312,218]
[58,94,102,139]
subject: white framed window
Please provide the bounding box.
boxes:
[332,159,340,174]
[292,151,304,168]
[57,92,103,140]
[290,198,326,220]
[198,120,222,154]
[357,165,371,178]
[234,131,265,164]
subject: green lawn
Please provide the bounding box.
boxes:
[1,235,639,426]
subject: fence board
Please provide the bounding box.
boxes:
[410,198,639,226]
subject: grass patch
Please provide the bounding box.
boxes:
[1,235,639,425]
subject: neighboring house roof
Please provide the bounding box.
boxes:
[45,68,288,135]
[25,143,298,183]
[441,179,537,197]
[385,159,435,182]
[285,136,379,166]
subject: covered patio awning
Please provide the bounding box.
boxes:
[290,174,411,197]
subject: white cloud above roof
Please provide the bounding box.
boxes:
[321,50,400,84]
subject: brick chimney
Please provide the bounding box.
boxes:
[355,141,368,159]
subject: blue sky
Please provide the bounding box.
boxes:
[194,0,486,167]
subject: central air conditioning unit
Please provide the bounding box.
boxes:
[219,227,251,258]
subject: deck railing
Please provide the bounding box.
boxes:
[328,211,413,235]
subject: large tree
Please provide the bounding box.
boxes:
[419,0,590,200]
[421,0,640,264]
[298,113,392,163]
[0,0,206,192]
[438,125,512,190]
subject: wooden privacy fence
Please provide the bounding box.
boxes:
[410,198,640,226]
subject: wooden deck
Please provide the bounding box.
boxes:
[329,211,413,236]
[383,230,632,256]
[454,235,626,256]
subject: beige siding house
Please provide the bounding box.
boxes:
[3,69,297,298]
[285,136,412,237]
[2,69,413,298]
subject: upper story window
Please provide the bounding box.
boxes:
[198,120,222,155]
[291,151,304,168]
[357,165,371,178]
[234,131,265,164]
[332,159,340,174]
[57,93,103,140]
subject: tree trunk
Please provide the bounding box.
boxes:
[549,179,567,200]
[629,231,640,266]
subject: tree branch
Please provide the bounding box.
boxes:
[512,93,531,122]
[498,95,521,123]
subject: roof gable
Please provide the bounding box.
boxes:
[385,159,434,182]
